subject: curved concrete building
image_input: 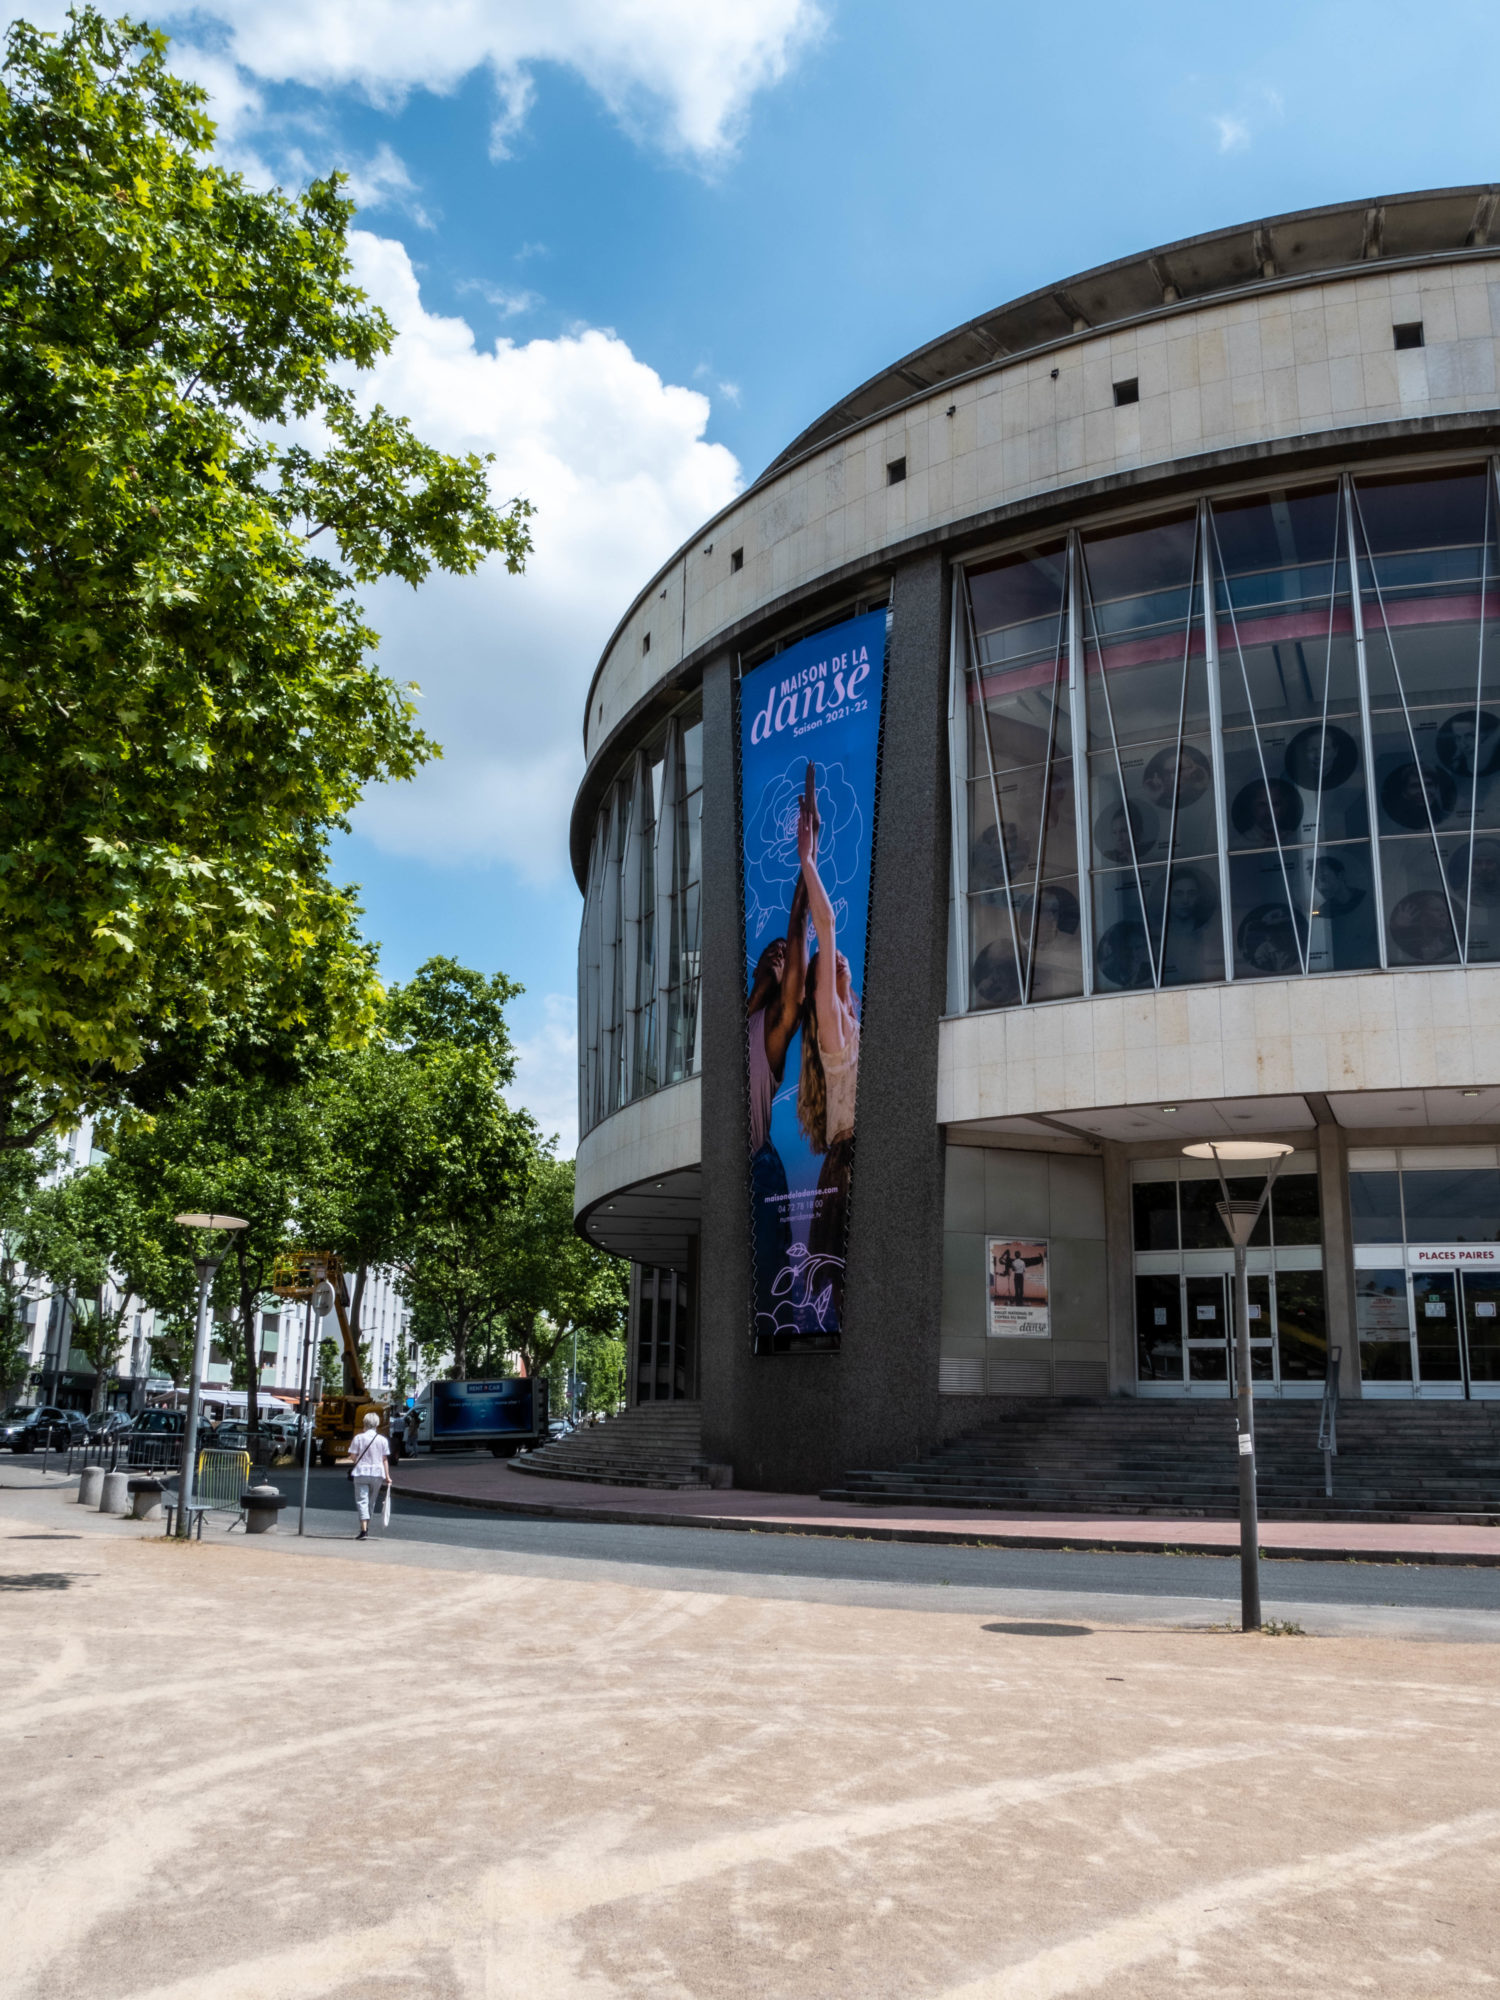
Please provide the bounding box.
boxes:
[573,190,1500,1492]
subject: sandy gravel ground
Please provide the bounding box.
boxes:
[3,1504,1499,2000]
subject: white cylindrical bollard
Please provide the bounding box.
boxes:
[129,1478,165,1521]
[78,1464,105,1507]
[100,1468,130,1515]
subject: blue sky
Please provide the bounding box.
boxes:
[19,1,1500,1146]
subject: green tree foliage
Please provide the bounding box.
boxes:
[102,1076,327,1425]
[441,1156,627,1386]
[306,957,535,1378]
[0,11,532,1146]
[0,1111,55,1392]
[12,1151,182,1406]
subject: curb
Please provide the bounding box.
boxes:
[395,1480,1500,1568]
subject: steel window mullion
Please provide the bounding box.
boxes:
[1079,541,1159,987]
[967,586,1026,1002]
[1023,577,1069,1001]
[1351,477,1463,963]
[1068,531,1093,995]
[1200,499,1237,983]
[1209,505,1308,976]
[1344,473,1389,971]
[948,568,971,1013]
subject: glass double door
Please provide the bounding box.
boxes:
[1409,1269,1500,1396]
[1138,1271,1294,1391]
[1183,1274,1276,1389]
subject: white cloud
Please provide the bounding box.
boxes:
[457,278,544,318]
[102,0,826,165]
[342,142,435,227]
[1208,85,1285,156]
[342,230,742,880]
[505,992,580,1155]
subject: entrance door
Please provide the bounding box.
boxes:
[1184,1275,1229,1387]
[1412,1271,1463,1393]
[1410,1268,1500,1398]
[1462,1271,1500,1395]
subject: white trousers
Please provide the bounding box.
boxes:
[352,1476,386,1524]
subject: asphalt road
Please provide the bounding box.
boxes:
[9,1447,1497,1618]
[272,1454,1500,1614]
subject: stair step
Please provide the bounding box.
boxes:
[831,1399,1500,1521]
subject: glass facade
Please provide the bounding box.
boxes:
[955,462,1500,1010]
[1131,1156,1326,1396]
[578,712,703,1139]
[1350,1146,1500,1397]
[632,1264,695,1403]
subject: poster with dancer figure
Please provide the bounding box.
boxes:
[987,1238,1050,1338]
[740,609,887,1354]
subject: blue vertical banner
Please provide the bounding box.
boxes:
[739,610,887,1353]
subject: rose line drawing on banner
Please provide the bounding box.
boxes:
[745,757,863,952]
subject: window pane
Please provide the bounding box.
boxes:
[1132,1181,1178,1250]
[1350,1171,1403,1242]
[1271,1172,1321,1246]
[1274,1270,1328,1381]
[1180,1175,1269,1249]
[1022,880,1084,1001]
[972,684,1069,771]
[1380,837,1461,966]
[1355,1267,1413,1380]
[1212,485,1361,729]
[1413,1270,1463,1380]
[1136,1274,1182,1382]
[1401,1168,1500,1243]
[968,544,1068,667]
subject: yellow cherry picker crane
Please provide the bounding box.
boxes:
[271,1248,388,1463]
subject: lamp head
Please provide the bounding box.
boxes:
[1181,1141,1294,1163]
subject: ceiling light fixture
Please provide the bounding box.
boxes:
[1160,1106,1177,1114]
[1462,1090,1481,1098]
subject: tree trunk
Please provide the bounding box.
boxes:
[235,1248,260,1433]
[89,1284,105,1412]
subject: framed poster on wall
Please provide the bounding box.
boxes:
[987,1237,1050,1339]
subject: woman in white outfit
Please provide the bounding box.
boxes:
[346,1411,392,1541]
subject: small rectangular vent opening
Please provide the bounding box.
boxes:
[886,457,906,485]
[1393,321,1425,350]
[1113,378,1139,407]
[730,547,744,572]
[641,631,651,655]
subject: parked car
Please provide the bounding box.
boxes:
[0,1404,36,1450]
[5,1405,87,1451]
[206,1420,254,1455]
[125,1407,187,1466]
[86,1409,133,1443]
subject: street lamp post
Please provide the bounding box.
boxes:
[172,1212,249,1538]
[298,1277,334,1537]
[1181,1140,1293,1633]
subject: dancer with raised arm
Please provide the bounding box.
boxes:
[745,780,814,1303]
[796,762,861,1317]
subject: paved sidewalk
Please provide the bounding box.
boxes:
[5,1499,1500,1998]
[400,1457,1500,1565]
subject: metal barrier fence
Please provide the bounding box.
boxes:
[61,1430,299,1478]
[64,1434,180,1476]
[196,1449,253,1516]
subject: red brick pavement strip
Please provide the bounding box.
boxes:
[397,1459,1500,1567]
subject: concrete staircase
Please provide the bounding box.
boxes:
[823,1399,1500,1523]
[510,1402,708,1490]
